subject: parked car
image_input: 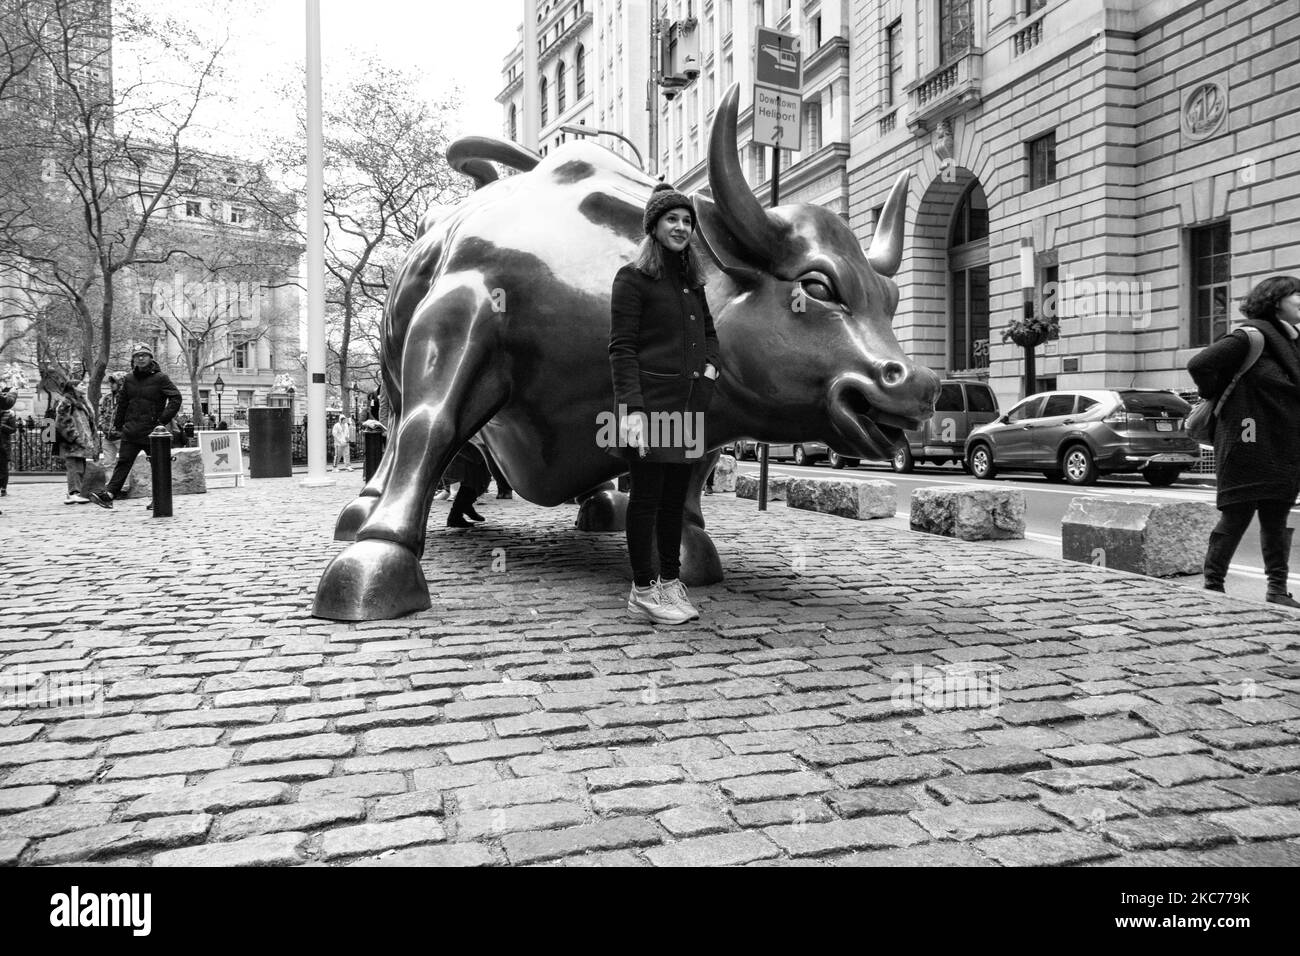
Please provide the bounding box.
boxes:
[892,379,1000,472]
[964,388,1199,486]
[726,439,854,467]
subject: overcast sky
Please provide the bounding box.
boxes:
[154,0,522,157]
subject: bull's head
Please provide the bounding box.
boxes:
[693,84,940,459]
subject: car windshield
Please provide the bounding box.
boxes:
[1120,391,1191,417]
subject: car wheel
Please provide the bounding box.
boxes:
[891,445,915,473]
[1143,466,1181,487]
[794,446,807,466]
[829,451,844,469]
[1061,444,1099,485]
[968,444,996,479]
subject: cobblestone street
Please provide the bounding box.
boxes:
[2,478,1299,867]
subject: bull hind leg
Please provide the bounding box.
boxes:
[679,449,724,586]
[315,285,507,621]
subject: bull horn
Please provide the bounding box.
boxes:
[708,83,778,266]
[866,171,910,278]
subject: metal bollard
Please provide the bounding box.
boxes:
[149,425,173,517]
[362,426,386,482]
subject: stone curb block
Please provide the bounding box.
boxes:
[909,485,1026,540]
[785,477,896,519]
[127,447,207,497]
[1061,496,1218,577]
[735,472,789,502]
[712,454,738,492]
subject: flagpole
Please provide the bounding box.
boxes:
[302,0,333,487]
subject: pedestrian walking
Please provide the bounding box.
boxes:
[97,372,124,469]
[331,415,353,471]
[1188,275,1300,607]
[89,344,181,509]
[46,373,97,504]
[0,388,16,497]
[607,181,721,625]
[443,443,489,528]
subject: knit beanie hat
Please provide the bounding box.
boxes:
[131,342,154,359]
[643,181,694,235]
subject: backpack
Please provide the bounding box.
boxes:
[1186,326,1265,444]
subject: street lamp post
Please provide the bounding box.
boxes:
[213,374,225,428]
[559,124,645,171]
[287,384,295,420]
[351,383,359,423]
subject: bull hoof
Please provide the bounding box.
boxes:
[313,539,431,621]
[334,496,378,541]
[575,488,627,532]
[680,522,723,586]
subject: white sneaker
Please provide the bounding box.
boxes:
[657,577,701,621]
[627,582,692,625]
[434,489,450,501]
[70,494,91,504]
[64,494,77,504]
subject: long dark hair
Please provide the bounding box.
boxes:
[634,234,707,289]
[1240,275,1300,323]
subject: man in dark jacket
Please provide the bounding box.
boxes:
[90,343,181,509]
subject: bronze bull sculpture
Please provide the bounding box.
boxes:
[314,84,940,621]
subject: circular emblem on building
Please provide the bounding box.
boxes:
[1182,81,1228,141]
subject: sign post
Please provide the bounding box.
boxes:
[753,26,802,512]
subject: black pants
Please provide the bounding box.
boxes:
[626,459,693,588]
[1205,499,1294,591]
[0,451,8,490]
[107,439,149,496]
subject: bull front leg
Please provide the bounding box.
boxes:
[335,364,403,540]
[679,448,724,586]
[574,480,627,531]
[314,281,508,621]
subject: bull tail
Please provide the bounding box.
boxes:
[447,136,541,189]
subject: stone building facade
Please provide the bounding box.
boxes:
[849,0,1300,408]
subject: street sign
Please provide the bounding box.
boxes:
[197,429,245,485]
[755,26,801,91]
[752,85,802,150]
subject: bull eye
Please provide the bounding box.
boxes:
[798,272,838,304]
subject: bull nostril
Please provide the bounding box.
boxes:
[880,361,906,387]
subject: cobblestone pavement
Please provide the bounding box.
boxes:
[2,478,1299,867]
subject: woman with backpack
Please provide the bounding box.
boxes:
[1188,275,1300,606]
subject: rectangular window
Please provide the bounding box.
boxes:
[1190,222,1231,348]
[232,338,253,371]
[886,20,903,107]
[1026,131,1057,189]
[185,200,202,218]
[139,292,155,316]
[805,101,822,151]
[237,388,254,409]
[228,205,247,225]
[812,14,822,49]
[938,0,973,64]
[754,144,766,182]
[1040,264,1059,319]
[186,335,202,369]
[1026,0,1047,12]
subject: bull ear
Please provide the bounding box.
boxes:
[692,194,764,283]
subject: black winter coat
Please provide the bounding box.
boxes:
[113,361,182,443]
[608,254,720,464]
[1187,318,1300,508]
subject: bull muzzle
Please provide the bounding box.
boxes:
[827,363,941,457]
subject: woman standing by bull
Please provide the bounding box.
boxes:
[608,182,721,625]
[1188,275,1300,607]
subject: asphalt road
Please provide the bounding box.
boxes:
[734,456,1300,602]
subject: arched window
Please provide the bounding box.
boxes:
[576,44,586,98]
[508,104,517,141]
[556,61,566,112]
[948,181,990,373]
[540,76,548,126]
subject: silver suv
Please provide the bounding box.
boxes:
[964,389,1199,486]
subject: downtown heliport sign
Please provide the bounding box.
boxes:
[753,26,802,150]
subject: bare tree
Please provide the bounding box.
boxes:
[0,0,229,408]
[247,54,468,398]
